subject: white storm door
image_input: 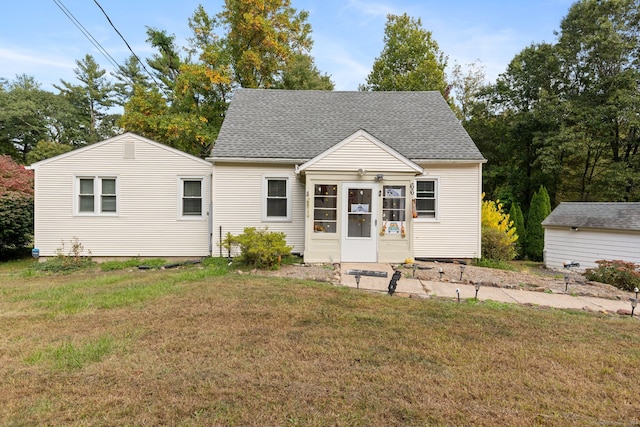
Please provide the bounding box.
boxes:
[341,183,378,262]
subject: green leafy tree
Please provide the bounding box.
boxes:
[219,0,313,88]
[0,155,34,251]
[273,53,334,90]
[526,186,551,261]
[360,13,449,98]
[112,55,151,106]
[26,140,73,164]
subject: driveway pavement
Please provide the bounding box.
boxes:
[341,263,637,315]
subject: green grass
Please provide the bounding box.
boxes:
[1,257,639,426]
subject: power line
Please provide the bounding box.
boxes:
[52,0,123,76]
[92,0,170,98]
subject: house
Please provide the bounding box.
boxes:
[30,89,486,264]
[209,89,486,263]
[542,202,640,272]
[29,133,213,260]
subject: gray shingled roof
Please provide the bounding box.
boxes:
[542,202,640,231]
[211,89,485,161]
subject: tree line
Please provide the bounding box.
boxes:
[2,0,639,256]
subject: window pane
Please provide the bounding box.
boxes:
[184,180,201,197]
[102,179,116,195]
[315,184,337,196]
[101,195,116,212]
[314,221,336,233]
[314,197,337,209]
[314,209,337,220]
[268,179,286,197]
[79,195,94,212]
[267,199,287,217]
[348,214,371,238]
[183,198,202,215]
[80,178,94,195]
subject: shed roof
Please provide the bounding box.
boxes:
[211,89,485,162]
[542,202,640,232]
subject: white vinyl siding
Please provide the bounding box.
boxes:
[544,228,640,272]
[213,163,304,255]
[413,164,482,259]
[32,134,212,258]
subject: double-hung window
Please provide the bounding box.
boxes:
[180,178,204,218]
[415,179,438,219]
[264,177,290,221]
[77,176,117,215]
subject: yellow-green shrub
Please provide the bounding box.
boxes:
[481,194,518,261]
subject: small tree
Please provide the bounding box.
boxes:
[509,203,525,259]
[526,186,551,261]
[481,194,518,261]
[0,156,34,251]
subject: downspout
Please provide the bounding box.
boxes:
[208,172,213,257]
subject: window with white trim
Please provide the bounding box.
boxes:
[264,177,290,221]
[415,179,437,219]
[77,177,117,215]
[313,184,337,233]
[180,178,204,218]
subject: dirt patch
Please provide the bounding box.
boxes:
[261,261,631,301]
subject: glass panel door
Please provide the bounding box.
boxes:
[347,188,372,238]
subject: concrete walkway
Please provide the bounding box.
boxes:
[340,263,637,315]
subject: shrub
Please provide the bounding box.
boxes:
[34,237,94,273]
[526,186,551,261]
[222,227,292,269]
[509,203,525,259]
[584,260,640,292]
[0,191,34,250]
[481,195,517,261]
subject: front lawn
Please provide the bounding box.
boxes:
[0,258,638,426]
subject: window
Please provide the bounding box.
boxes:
[77,177,117,215]
[180,178,203,218]
[382,186,406,222]
[264,177,290,221]
[313,184,337,233]
[416,179,437,219]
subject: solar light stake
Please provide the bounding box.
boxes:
[355,273,361,290]
[564,275,569,292]
[456,288,460,303]
[635,287,639,299]
[459,265,466,281]
[439,267,444,280]
[631,298,638,317]
[475,282,481,299]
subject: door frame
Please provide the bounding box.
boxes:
[340,182,378,262]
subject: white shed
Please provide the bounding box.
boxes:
[542,202,640,272]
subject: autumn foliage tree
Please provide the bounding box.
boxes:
[481,194,518,261]
[0,155,34,251]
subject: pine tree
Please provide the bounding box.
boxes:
[526,186,551,261]
[509,203,525,259]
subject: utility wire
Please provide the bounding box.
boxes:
[91,0,170,97]
[52,0,123,76]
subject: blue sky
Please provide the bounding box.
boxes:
[0,0,575,92]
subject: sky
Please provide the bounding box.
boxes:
[0,0,576,92]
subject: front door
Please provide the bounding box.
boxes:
[341,183,378,262]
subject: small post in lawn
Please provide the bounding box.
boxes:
[475,282,481,300]
[634,287,639,299]
[564,275,570,292]
[439,267,444,281]
[355,273,361,290]
[459,265,465,281]
[456,288,460,303]
[630,298,638,317]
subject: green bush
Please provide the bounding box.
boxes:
[526,186,551,261]
[481,227,517,262]
[33,237,94,273]
[222,227,292,269]
[0,192,33,250]
[584,260,640,292]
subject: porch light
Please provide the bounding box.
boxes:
[474,282,481,299]
[374,173,384,181]
[357,168,367,176]
[631,298,638,317]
